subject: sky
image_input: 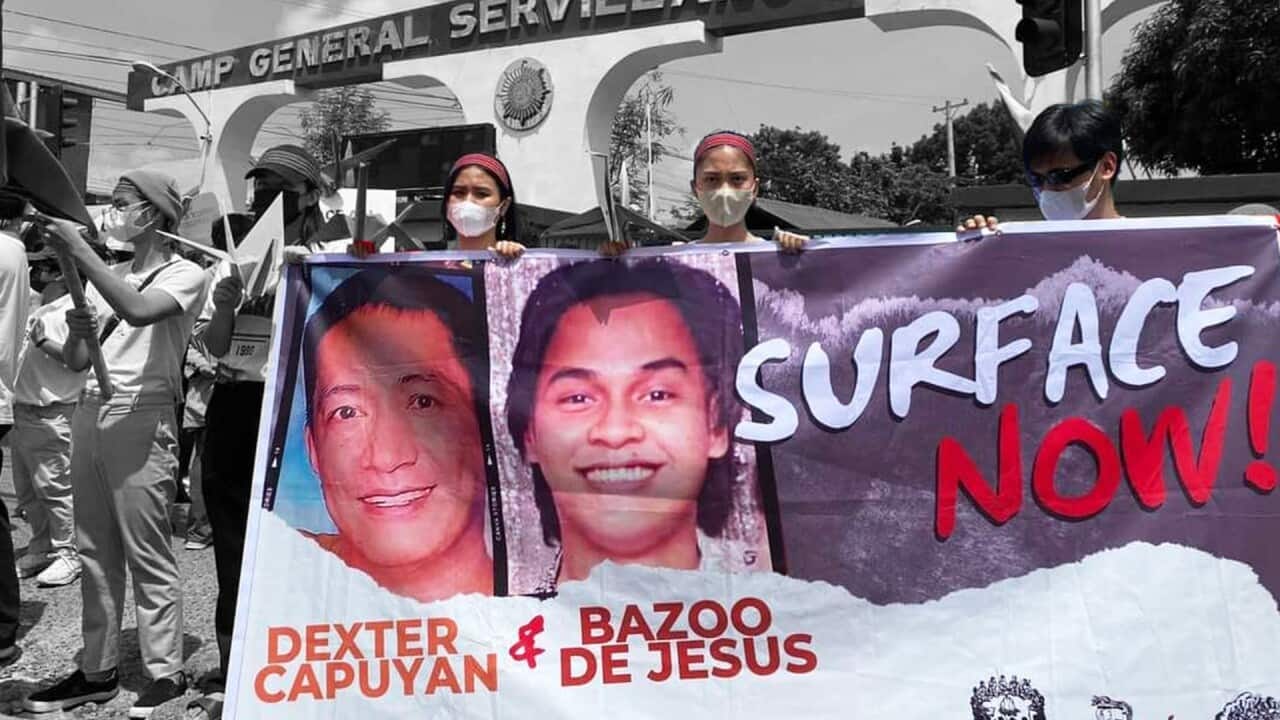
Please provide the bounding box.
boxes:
[5,0,1157,212]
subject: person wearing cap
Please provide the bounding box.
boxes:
[246,143,326,249]
[689,130,806,252]
[348,152,525,259]
[27,169,209,717]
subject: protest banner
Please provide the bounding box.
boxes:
[227,216,1280,719]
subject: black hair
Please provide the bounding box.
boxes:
[440,160,521,245]
[210,213,255,253]
[301,267,485,421]
[505,257,745,545]
[1023,100,1124,185]
[0,194,25,222]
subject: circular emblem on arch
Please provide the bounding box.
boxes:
[495,58,553,132]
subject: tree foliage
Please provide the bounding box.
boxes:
[747,126,955,226]
[609,72,683,214]
[299,87,392,166]
[906,101,1025,184]
[1109,0,1280,174]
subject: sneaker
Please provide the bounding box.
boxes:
[129,672,188,718]
[184,531,213,551]
[35,551,81,588]
[16,552,53,579]
[23,669,119,713]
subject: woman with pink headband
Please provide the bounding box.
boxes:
[348,152,524,259]
[439,153,524,258]
[691,130,806,252]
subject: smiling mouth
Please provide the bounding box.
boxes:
[360,486,435,509]
[580,465,660,491]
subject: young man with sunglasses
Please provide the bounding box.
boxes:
[959,100,1123,234]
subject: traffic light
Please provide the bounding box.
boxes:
[59,92,81,151]
[1015,0,1084,77]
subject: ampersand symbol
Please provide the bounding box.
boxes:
[509,614,546,669]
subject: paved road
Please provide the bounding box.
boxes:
[0,438,221,719]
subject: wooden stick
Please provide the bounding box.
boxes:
[53,247,113,400]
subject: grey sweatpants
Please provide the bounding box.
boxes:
[11,402,76,556]
[71,393,183,679]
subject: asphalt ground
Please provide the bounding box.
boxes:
[0,436,222,719]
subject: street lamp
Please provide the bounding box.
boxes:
[131,61,214,190]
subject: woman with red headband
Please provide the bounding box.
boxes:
[691,131,805,252]
[440,153,524,258]
[348,153,524,259]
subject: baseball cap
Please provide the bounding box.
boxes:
[246,144,323,189]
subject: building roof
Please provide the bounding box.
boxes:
[541,205,689,247]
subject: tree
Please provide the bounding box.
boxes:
[851,149,955,226]
[1109,0,1280,174]
[906,101,1025,184]
[609,72,683,215]
[299,87,392,167]
[747,125,954,225]
[748,126,860,213]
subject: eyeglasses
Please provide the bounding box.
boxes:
[1026,162,1095,190]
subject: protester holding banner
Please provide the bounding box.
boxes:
[11,256,86,588]
[505,257,770,585]
[192,213,269,687]
[25,170,208,716]
[691,131,806,252]
[0,197,30,668]
[959,100,1125,234]
[196,144,327,686]
[441,153,525,257]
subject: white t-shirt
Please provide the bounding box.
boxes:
[0,231,29,424]
[84,259,209,398]
[196,259,274,384]
[14,294,85,406]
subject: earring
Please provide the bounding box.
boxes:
[498,218,506,238]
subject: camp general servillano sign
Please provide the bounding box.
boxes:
[125,0,863,109]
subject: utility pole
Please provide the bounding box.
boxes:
[1084,0,1103,100]
[620,156,631,208]
[645,95,654,220]
[932,98,968,178]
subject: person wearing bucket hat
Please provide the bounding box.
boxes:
[194,147,326,688]
[245,144,325,250]
[27,169,210,717]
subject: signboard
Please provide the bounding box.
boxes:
[125,0,864,110]
[229,217,1280,719]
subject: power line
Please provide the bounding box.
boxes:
[272,0,380,20]
[664,69,940,106]
[3,28,180,61]
[6,64,123,86]
[7,46,134,66]
[3,9,210,53]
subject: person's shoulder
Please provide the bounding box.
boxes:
[159,257,208,284]
[0,230,25,267]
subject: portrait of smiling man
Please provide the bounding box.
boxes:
[505,257,770,586]
[300,266,495,602]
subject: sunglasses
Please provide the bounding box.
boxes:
[1026,161,1095,190]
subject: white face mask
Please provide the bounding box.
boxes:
[447,200,502,238]
[1035,166,1101,221]
[697,186,754,227]
[98,203,153,249]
